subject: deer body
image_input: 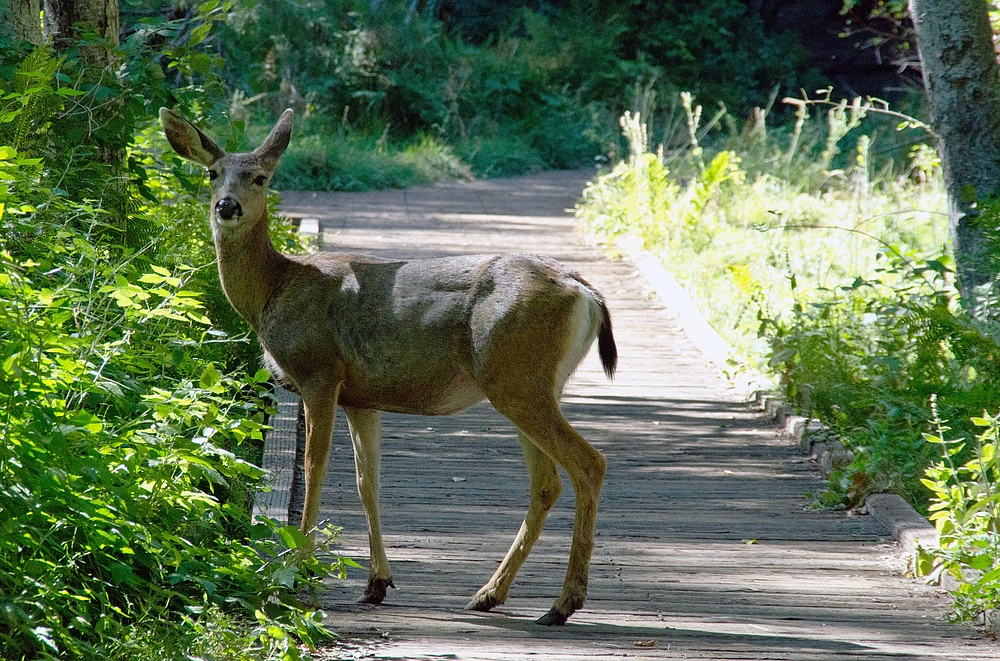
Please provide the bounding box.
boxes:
[161,108,617,626]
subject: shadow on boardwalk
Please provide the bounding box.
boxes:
[274,171,996,660]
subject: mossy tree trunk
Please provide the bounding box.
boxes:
[43,0,119,66]
[0,0,42,45]
[909,0,1000,303]
[42,0,143,248]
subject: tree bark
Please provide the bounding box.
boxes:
[909,0,1000,301]
[43,0,119,65]
[0,0,42,45]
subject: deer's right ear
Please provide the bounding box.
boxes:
[159,108,225,167]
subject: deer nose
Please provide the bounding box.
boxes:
[215,196,242,221]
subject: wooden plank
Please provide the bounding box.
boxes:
[252,386,297,523]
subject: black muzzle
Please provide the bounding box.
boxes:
[215,196,243,221]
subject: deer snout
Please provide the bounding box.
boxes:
[215,196,243,221]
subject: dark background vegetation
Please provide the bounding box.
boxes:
[115,0,920,188]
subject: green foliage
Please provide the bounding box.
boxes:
[578,94,944,362]
[0,30,348,661]
[268,119,471,191]
[201,0,817,189]
[765,251,1000,508]
[455,132,547,178]
[577,96,1000,624]
[616,0,817,112]
[579,109,744,253]
[916,408,1000,626]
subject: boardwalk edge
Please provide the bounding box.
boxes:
[752,390,940,555]
[618,238,772,398]
[619,242,968,604]
[253,385,299,526]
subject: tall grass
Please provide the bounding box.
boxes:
[578,95,948,366]
[578,94,1000,626]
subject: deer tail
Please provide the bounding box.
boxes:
[598,301,618,380]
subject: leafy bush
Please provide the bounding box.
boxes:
[577,96,1000,624]
[917,407,1000,627]
[0,35,352,661]
[764,251,1000,508]
[0,159,346,661]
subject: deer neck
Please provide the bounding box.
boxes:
[213,215,289,331]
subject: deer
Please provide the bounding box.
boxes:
[159,107,618,626]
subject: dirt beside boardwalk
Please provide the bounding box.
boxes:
[276,170,996,660]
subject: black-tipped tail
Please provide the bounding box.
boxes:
[598,302,617,380]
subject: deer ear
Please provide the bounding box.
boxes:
[159,108,225,167]
[254,109,294,171]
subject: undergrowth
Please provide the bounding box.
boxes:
[915,403,1000,630]
[577,92,1000,625]
[212,0,815,189]
[0,28,356,661]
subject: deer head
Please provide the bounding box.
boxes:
[159,108,294,239]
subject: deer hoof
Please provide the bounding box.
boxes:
[535,609,569,626]
[465,593,501,612]
[357,577,395,604]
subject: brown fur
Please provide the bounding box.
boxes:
[160,108,617,625]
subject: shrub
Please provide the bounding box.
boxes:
[0,39,352,661]
[917,408,1000,628]
[576,97,1000,624]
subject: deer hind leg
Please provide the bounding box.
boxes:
[299,383,341,542]
[467,430,562,612]
[343,406,394,604]
[490,394,606,626]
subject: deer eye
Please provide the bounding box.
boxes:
[253,175,267,187]
[207,169,218,181]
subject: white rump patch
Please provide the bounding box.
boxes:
[554,295,600,397]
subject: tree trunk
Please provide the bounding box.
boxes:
[43,0,119,66]
[909,0,1000,302]
[0,0,42,45]
[42,0,135,247]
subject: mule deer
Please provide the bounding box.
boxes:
[160,108,617,626]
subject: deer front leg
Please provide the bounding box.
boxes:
[300,383,341,542]
[343,406,394,604]
[467,430,562,612]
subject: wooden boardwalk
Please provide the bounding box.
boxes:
[276,171,996,660]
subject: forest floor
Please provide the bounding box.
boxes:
[269,170,998,660]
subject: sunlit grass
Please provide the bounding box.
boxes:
[577,98,949,368]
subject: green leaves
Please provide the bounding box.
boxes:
[917,411,1000,622]
[200,363,223,390]
[0,44,347,661]
[277,525,310,551]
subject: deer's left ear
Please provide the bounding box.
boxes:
[254,109,294,172]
